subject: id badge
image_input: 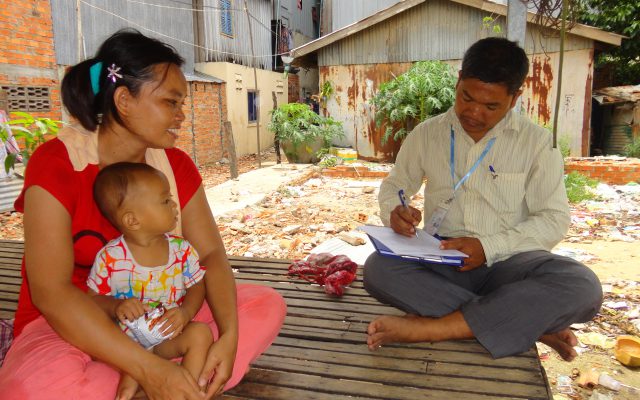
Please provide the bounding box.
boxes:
[425,197,453,235]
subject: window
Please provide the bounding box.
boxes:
[248,91,258,123]
[220,0,233,37]
[1,85,51,112]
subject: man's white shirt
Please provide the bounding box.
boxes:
[379,107,570,266]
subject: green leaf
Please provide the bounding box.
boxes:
[371,60,456,144]
[4,153,16,174]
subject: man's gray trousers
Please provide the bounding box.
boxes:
[363,250,603,358]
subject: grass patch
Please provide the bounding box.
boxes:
[565,171,599,203]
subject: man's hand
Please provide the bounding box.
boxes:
[389,205,422,237]
[200,333,237,398]
[158,306,191,339]
[439,237,486,271]
[115,298,147,323]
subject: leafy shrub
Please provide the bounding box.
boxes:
[558,135,571,158]
[564,171,599,203]
[0,112,60,174]
[269,103,344,162]
[370,61,456,144]
[623,137,640,158]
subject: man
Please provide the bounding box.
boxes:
[363,37,602,360]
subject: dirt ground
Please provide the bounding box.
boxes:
[1,147,638,399]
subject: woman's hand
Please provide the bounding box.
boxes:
[200,333,237,398]
[139,358,205,400]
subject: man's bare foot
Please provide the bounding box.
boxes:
[539,328,578,361]
[116,374,140,400]
[366,312,473,350]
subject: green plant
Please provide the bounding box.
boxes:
[0,112,60,174]
[319,81,334,108]
[578,0,639,85]
[558,135,571,158]
[268,103,344,161]
[623,137,640,158]
[564,171,599,203]
[370,61,456,144]
[482,16,502,34]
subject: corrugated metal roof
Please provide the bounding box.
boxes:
[0,176,22,213]
[184,71,225,84]
[292,0,623,64]
[593,85,640,105]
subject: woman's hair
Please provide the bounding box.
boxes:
[93,162,164,228]
[62,29,185,131]
[460,37,529,95]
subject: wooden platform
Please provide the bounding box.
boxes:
[0,239,552,399]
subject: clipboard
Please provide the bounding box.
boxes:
[367,236,464,266]
[359,225,466,267]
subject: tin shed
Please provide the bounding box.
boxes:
[292,0,623,161]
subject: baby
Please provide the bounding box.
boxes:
[87,162,212,400]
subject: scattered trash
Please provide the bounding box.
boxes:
[577,332,616,349]
[614,335,640,367]
[576,368,600,388]
[556,375,575,395]
[338,232,366,246]
[567,182,640,244]
[553,247,597,263]
[589,390,613,400]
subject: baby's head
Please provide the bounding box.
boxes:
[94,162,178,234]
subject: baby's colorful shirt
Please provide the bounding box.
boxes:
[87,234,205,308]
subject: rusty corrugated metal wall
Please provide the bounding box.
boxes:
[318,0,595,160]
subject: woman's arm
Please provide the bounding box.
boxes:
[24,186,203,400]
[181,186,238,397]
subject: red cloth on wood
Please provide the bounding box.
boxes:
[287,253,358,296]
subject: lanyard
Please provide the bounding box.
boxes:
[450,125,496,193]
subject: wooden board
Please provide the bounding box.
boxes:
[0,240,552,399]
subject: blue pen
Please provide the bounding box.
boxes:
[489,165,497,179]
[398,189,418,237]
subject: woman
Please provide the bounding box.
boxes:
[0,30,286,400]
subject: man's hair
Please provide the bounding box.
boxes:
[460,37,529,95]
[93,162,164,228]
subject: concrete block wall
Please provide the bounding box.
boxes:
[564,158,640,185]
[0,0,61,121]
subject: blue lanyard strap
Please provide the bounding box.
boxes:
[450,125,496,192]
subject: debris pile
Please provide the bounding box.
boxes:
[568,183,640,243]
[217,176,389,259]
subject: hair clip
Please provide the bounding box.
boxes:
[106,63,123,83]
[89,61,103,95]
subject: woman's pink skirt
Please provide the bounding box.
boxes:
[0,284,286,399]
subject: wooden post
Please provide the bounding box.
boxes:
[272,91,281,164]
[76,0,83,62]
[224,121,238,179]
[551,1,568,149]
[244,0,261,168]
